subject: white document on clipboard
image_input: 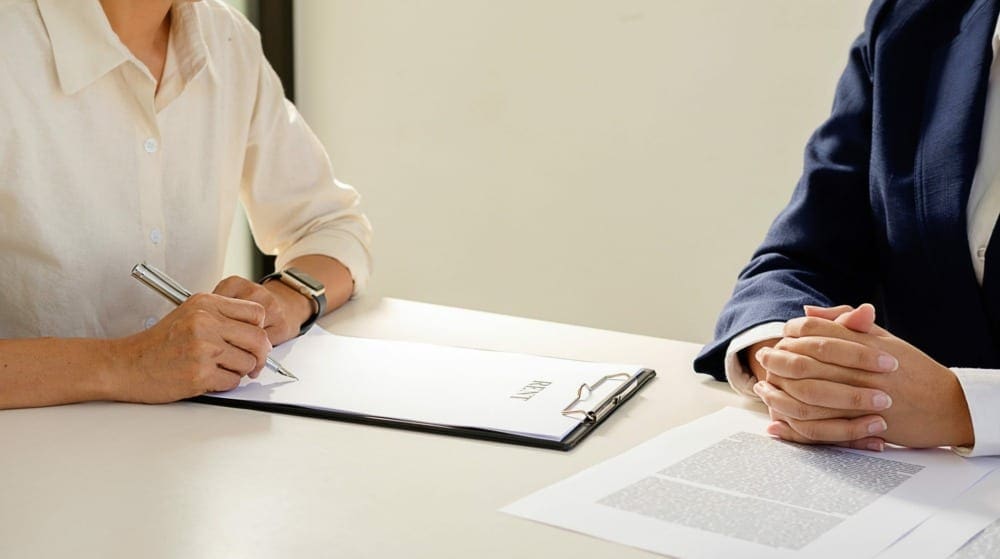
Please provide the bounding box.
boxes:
[200,326,654,447]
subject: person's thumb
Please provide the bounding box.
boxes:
[803,304,854,321]
[834,303,877,334]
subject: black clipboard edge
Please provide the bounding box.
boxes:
[190,368,656,451]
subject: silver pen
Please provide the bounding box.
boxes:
[131,262,299,380]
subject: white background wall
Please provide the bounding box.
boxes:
[290,0,871,344]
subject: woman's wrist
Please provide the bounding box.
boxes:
[88,337,127,401]
[263,280,314,334]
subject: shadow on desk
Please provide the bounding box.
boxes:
[698,375,737,394]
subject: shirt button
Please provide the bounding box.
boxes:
[144,317,157,329]
[143,138,159,153]
[978,246,987,260]
[150,228,162,245]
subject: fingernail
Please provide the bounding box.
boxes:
[877,353,898,371]
[754,381,771,395]
[867,441,884,452]
[872,392,892,410]
[867,418,888,435]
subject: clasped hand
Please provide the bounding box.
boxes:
[749,304,974,451]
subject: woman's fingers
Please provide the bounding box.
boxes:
[781,378,891,411]
[756,347,890,388]
[766,420,886,452]
[802,305,854,320]
[754,380,890,421]
[779,413,887,443]
[773,336,898,373]
[784,316,876,344]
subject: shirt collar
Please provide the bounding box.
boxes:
[35,0,210,96]
[170,1,211,88]
[36,0,130,95]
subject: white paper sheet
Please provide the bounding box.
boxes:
[502,407,1000,559]
[950,519,1000,558]
[208,327,647,441]
[877,466,1000,559]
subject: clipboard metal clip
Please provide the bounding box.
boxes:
[561,373,632,424]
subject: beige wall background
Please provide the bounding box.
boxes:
[290,0,871,344]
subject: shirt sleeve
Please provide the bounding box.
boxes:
[951,368,1000,457]
[239,46,373,295]
[724,322,785,397]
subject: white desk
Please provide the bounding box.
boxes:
[0,298,756,559]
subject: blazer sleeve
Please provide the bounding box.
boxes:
[693,6,887,381]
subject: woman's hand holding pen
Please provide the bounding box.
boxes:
[107,293,272,403]
[213,276,310,346]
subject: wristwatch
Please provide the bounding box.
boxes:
[259,267,327,336]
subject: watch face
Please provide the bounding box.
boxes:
[284,268,325,293]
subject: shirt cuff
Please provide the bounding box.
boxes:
[951,368,1000,457]
[723,322,786,398]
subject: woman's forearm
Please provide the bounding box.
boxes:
[0,338,115,409]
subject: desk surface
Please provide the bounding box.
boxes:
[0,298,754,559]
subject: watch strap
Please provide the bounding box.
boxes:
[259,270,327,336]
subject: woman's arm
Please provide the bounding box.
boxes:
[0,293,271,410]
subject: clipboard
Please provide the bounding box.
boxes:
[192,368,656,451]
[129,262,654,451]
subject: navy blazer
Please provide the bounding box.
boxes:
[695,0,1000,380]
